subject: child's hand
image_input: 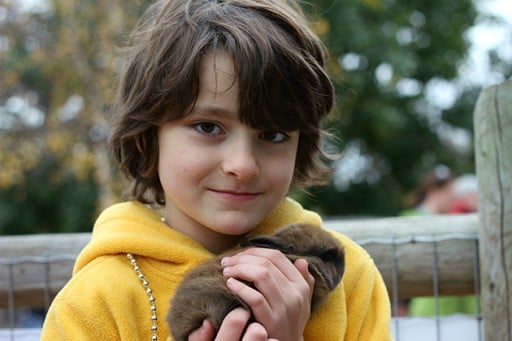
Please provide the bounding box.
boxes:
[220,248,315,341]
[188,307,278,341]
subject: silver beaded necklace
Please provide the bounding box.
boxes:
[127,253,158,341]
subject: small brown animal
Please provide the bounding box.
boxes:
[167,223,345,341]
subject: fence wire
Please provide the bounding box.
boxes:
[0,235,484,341]
[0,255,76,341]
[354,233,483,341]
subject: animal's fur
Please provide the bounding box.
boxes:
[167,223,345,341]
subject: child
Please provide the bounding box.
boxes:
[41,0,392,339]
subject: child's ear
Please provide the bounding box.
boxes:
[240,235,294,254]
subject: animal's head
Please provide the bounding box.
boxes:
[240,223,345,300]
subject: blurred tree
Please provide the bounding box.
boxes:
[294,0,490,216]
[0,152,99,234]
[0,0,148,234]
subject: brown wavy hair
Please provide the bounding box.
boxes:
[109,0,335,205]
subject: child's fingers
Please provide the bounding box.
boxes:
[222,250,312,311]
[294,258,315,294]
[222,248,313,340]
[223,253,289,287]
[214,307,251,341]
[188,319,215,341]
[225,276,273,312]
[222,248,305,282]
[241,322,270,341]
[212,306,274,341]
[223,256,292,311]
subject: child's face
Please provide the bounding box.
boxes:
[157,52,299,252]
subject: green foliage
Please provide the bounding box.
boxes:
[0,155,99,234]
[294,0,483,215]
[0,0,145,234]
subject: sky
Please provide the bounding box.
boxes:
[423,0,511,110]
[462,0,512,86]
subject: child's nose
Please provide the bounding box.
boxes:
[221,137,259,181]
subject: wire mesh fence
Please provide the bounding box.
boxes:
[354,234,484,341]
[0,225,484,340]
[0,255,77,340]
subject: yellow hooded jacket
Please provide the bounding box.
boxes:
[41,198,392,340]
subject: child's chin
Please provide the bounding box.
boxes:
[211,220,257,236]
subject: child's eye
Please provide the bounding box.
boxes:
[259,131,289,143]
[193,122,223,135]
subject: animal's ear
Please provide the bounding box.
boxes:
[319,247,339,263]
[240,235,294,254]
[319,246,345,289]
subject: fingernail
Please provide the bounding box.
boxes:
[221,257,231,266]
[223,267,231,276]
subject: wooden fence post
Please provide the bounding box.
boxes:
[474,80,512,341]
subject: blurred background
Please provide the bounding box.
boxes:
[1,0,511,235]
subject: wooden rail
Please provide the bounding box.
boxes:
[0,214,478,309]
[0,233,90,309]
[327,213,480,301]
